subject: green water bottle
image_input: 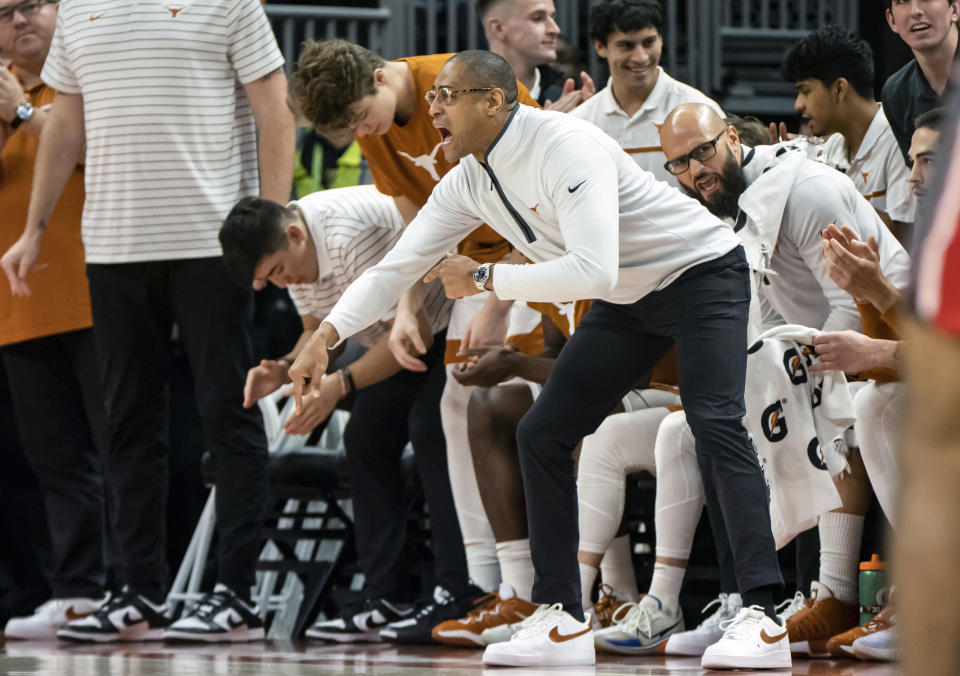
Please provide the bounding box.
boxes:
[859,554,888,625]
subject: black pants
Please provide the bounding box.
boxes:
[516,247,782,611]
[1,329,108,599]
[86,259,267,602]
[343,332,469,601]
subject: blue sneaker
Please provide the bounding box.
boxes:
[593,595,684,655]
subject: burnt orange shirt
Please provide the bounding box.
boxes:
[0,68,89,347]
[356,53,539,264]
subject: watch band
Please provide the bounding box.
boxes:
[473,262,492,291]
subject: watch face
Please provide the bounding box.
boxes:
[16,102,34,120]
[473,266,487,283]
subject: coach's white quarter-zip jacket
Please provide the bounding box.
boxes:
[325,105,741,342]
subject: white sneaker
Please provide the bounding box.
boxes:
[701,606,792,670]
[852,626,897,661]
[775,591,807,624]
[663,592,741,656]
[593,595,684,655]
[4,597,102,640]
[481,603,595,667]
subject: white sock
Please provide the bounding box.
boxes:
[496,539,535,601]
[579,561,599,612]
[465,543,501,592]
[818,512,864,605]
[645,563,685,615]
[600,534,641,602]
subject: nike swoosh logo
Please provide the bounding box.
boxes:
[760,627,788,644]
[64,606,93,621]
[226,615,245,629]
[89,13,104,20]
[549,625,591,643]
[122,611,144,627]
[568,179,587,193]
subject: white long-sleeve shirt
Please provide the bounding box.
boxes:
[325,105,740,342]
[736,145,911,332]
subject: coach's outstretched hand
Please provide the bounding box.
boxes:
[288,321,340,413]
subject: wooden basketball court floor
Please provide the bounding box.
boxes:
[0,639,902,675]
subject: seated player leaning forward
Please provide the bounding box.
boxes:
[218,185,480,643]
[290,51,787,670]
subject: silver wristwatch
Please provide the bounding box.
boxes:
[472,262,492,291]
[11,101,34,130]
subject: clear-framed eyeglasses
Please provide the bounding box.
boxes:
[663,130,726,176]
[424,85,496,106]
[0,0,57,24]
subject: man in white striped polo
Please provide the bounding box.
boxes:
[1,0,295,642]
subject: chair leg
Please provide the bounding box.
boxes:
[166,488,217,616]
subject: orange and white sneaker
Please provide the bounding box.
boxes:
[786,581,858,657]
[826,604,895,658]
[431,583,538,648]
[590,584,633,629]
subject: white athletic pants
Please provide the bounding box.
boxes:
[853,381,905,524]
[577,407,704,561]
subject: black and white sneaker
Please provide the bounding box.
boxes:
[57,587,170,642]
[305,597,415,642]
[162,584,264,643]
[381,584,485,644]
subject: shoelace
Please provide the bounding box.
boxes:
[718,607,764,641]
[619,603,656,637]
[692,595,729,632]
[513,603,561,639]
[411,588,454,622]
[99,589,138,614]
[610,601,638,626]
[593,584,619,619]
[465,592,499,619]
[192,592,231,619]
[775,591,806,617]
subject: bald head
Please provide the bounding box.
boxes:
[658,103,746,220]
[660,103,729,159]
[447,50,519,104]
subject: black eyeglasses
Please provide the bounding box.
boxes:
[0,0,56,24]
[425,85,495,105]
[663,130,726,176]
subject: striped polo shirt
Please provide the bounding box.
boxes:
[41,0,284,263]
[286,185,453,347]
[569,67,724,186]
